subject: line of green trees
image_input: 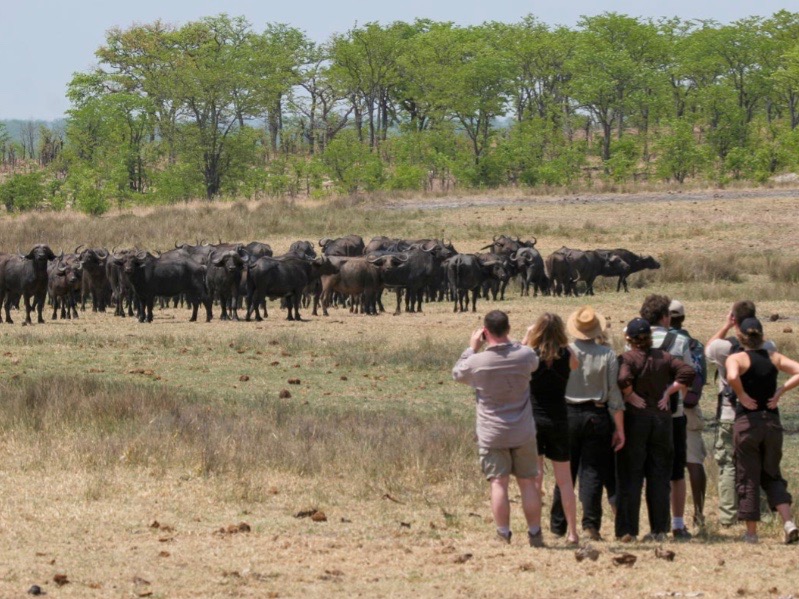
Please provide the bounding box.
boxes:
[4,11,799,214]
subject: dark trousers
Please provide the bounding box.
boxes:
[734,412,792,521]
[551,403,613,535]
[615,411,673,538]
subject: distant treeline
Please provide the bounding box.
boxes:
[3,11,799,214]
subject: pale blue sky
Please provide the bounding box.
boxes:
[1,0,794,120]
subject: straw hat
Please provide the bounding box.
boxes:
[567,306,607,341]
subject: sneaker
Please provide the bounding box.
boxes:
[584,527,603,542]
[618,534,636,543]
[642,532,668,543]
[672,527,693,541]
[742,532,759,544]
[784,522,799,545]
[528,529,545,548]
[496,530,512,544]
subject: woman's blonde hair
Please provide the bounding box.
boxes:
[527,313,569,362]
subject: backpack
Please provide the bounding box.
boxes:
[682,335,706,408]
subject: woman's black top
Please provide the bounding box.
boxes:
[736,349,779,418]
[531,347,571,421]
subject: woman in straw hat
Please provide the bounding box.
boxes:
[726,317,799,544]
[523,312,580,544]
[548,306,625,542]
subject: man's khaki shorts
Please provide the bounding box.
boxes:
[686,429,707,464]
[479,440,539,480]
[685,406,707,465]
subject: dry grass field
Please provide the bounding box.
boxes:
[1,189,799,597]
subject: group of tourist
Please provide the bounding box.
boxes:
[452,296,799,546]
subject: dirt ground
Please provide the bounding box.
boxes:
[1,189,799,598]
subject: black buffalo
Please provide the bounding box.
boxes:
[446,254,507,312]
[245,255,313,321]
[0,244,57,324]
[207,247,249,321]
[112,250,210,323]
[511,247,549,296]
[595,248,660,292]
[47,252,82,320]
[550,247,629,296]
[77,246,111,312]
[480,234,537,255]
[319,235,365,257]
[288,240,317,260]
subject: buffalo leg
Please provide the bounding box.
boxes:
[1,294,10,324]
[23,294,34,324]
[204,298,212,322]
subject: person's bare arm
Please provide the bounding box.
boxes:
[568,346,579,371]
[707,311,735,347]
[726,353,757,410]
[768,352,799,409]
[611,410,625,452]
[521,324,535,347]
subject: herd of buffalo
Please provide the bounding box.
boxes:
[0,235,661,324]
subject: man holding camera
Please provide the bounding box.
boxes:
[452,310,544,547]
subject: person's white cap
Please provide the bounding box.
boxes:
[669,300,685,318]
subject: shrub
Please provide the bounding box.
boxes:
[321,131,384,193]
[0,171,46,212]
[656,120,706,183]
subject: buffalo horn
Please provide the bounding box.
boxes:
[509,251,517,261]
[529,236,537,247]
[97,248,109,259]
[136,250,147,260]
[319,237,330,248]
[74,244,84,254]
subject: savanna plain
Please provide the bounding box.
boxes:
[2,189,799,598]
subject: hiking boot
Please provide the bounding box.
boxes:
[496,530,512,544]
[642,532,668,543]
[618,534,636,543]
[528,529,545,548]
[549,525,566,538]
[584,527,603,542]
[742,532,759,544]
[672,527,693,541]
[784,522,799,545]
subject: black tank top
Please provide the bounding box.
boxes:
[737,349,779,417]
[531,347,571,421]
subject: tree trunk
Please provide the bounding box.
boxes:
[601,120,612,163]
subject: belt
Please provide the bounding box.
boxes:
[566,400,607,410]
